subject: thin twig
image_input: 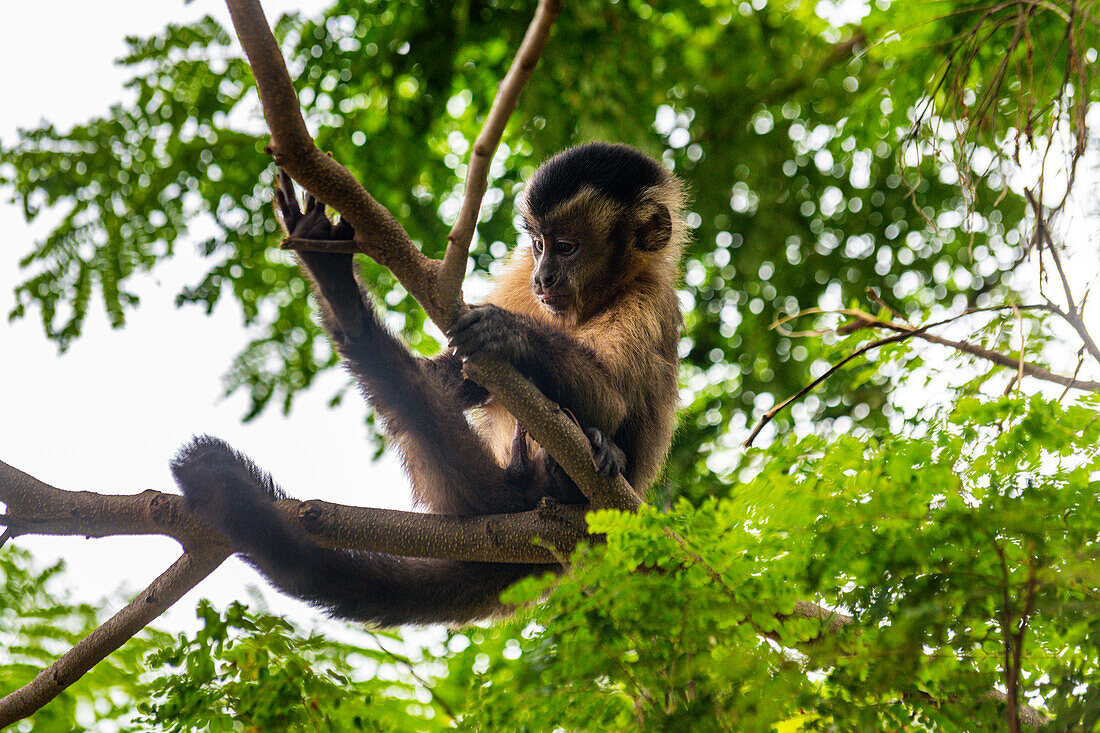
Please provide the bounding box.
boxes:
[367,632,458,721]
[438,0,562,314]
[746,306,1100,446]
[1007,302,1026,394]
[744,326,921,447]
[1026,189,1100,366]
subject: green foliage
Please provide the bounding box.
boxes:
[447,394,1099,731]
[140,600,450,732]
[0,547,165,732]
[5,395,1099,730]
[0,554,455,732]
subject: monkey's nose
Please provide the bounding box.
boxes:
[535,270,559,290]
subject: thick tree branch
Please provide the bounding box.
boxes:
[0,459,586,563]
[463,358,644,512]
[285,497,586,562]
[0,459,217,548]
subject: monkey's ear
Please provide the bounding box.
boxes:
[634,204,672,252]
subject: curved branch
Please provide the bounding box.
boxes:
[225,0,442,321]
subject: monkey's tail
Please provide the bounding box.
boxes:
[170,435,546,627]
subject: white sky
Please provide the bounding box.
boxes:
[0,0,412,632]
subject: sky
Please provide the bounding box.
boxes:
[0,0,412,631]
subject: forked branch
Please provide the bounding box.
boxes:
[0,442,587,726]
[227,0,639,511]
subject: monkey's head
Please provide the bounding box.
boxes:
[517,143,686,320]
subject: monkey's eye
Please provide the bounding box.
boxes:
[532,236,545,255]
[555,240,578,256]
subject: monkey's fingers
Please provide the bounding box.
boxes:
[446,307,503,359]
[285,193,336,240]
[304,191,323,216]
[278,168,296,201]
[275,169,303,229]
[332,217,356,241]
[585,427,624,478]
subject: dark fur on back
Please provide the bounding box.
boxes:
[523,142,668,219]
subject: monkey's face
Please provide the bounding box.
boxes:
[524,190,623,318]
[528,231,577,314]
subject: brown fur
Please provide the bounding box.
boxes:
[476,181,686,492]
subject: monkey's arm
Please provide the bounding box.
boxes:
[276,171,489,410]
[447,305,628,432]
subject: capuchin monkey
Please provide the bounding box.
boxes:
[172,142,686,626]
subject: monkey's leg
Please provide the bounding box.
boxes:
[172,436,544,626]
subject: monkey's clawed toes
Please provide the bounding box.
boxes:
[586,427,625,478]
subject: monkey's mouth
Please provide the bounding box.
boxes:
[535,291,570,312]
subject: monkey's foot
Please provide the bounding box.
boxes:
[585,427,625,478]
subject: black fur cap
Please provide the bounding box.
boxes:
[522,142,667,218]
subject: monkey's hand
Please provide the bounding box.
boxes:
[275,169,355,241]
[586,427,626,478]
[446,305,530,364]
[275,168,359,303]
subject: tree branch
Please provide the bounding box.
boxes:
[0,459,217,548]
[438,0,562,313]
[226,0,443,320]
[0,459,587,564]
[746,306,1100,446]
[0,455,588,726]
[0,548,229,729]
[1026,188,1100,367]
[225,0,640,511]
